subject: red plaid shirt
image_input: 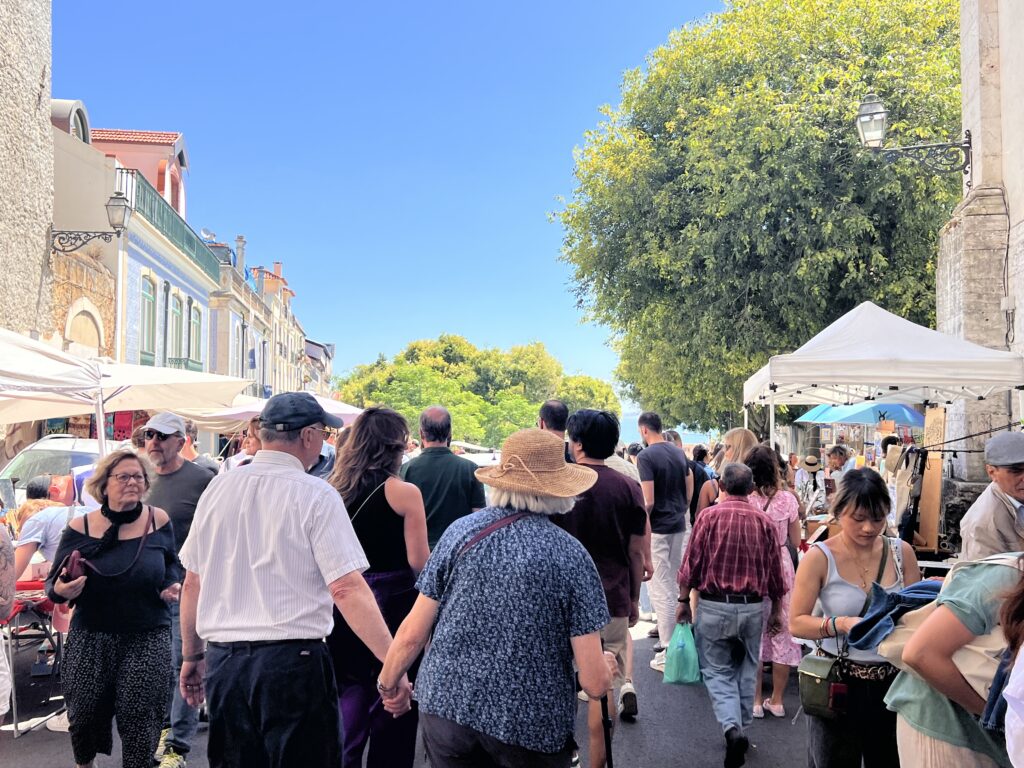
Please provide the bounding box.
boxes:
[677,497,784,600]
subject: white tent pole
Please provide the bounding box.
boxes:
[95,396,108,457]
[744,407,749,429]
[769,392,776,444]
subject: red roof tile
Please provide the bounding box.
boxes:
[91,129,182,145]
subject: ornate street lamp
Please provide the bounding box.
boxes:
[51,191,134,253]
[855,93,972,186]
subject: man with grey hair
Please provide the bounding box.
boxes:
[959,431,1024,559]
[676,463,784,768]
[143,412,215,767]
[178,392,409,767]
[401,406,485,547]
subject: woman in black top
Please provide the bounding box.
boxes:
[327,407,428,768]
[46,448,180,768]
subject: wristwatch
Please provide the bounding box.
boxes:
[183,652,205,663]
[376,678,397,695]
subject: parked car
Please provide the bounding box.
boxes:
[0,434,123,505]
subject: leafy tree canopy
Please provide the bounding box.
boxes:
[333,335,622,447]
[558,0,960,432]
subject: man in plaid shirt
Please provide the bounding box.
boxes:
[676,463,784,768]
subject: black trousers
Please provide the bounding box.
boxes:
[421,712,574,768]
[806,673,900,768]
[205,640,340,768]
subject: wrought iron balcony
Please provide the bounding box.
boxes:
[116,169,221,282]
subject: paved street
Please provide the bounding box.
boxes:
[2,622,806,767]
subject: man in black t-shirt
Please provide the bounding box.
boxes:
[142,412,214,767]
[401,406,485,547]
[636,412,692,670]
[556,409,646,758]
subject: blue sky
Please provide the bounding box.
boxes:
[53,1,720,406]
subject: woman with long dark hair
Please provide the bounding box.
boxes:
[791,469,920,767]
[326,407,428,768]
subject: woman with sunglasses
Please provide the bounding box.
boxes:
[326,407,429,768]
[45,449,181,768]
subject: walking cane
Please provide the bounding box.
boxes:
[600,694,614,768]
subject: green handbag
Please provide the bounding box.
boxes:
[797,651,845,720]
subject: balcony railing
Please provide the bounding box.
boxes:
[116,169,221,283]
[167,357,204,372]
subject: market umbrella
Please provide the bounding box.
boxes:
[794,404,834,424]
[0,334,249,453]
[795,402,924,427]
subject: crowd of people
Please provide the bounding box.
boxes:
[0,395,1023,768]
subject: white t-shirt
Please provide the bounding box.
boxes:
[179,449,368,642]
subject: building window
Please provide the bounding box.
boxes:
[141,277,156,356]
[190,307,202,362]
[171,296,183,357]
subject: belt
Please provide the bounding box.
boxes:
[699,592,762,604]
[208,638,323,650]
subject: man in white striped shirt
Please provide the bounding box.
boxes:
[177,393,411,768]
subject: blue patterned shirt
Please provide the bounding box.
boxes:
[415,506,609,753]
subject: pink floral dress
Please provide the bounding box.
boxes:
[749,490,802,666]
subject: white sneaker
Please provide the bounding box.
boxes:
[638,611,655,623]
[649,650,666,673]
[45,710,70,732]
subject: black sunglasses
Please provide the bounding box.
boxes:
[144,430,177,442]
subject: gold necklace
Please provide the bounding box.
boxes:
[842,534,874,590]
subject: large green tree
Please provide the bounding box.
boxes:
[334,336,622,447]
[559,0,960,432]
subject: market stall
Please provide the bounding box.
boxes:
[0,328,249,454]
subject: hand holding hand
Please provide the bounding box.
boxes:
[381,675,413,717]
[180,660,206,707]
[54,571,86,600]
[160,583,181,603]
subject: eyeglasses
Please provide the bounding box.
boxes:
[304,425,330,437]
[144,430,176,442]
[111,473,146,485]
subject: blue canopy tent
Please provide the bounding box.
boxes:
[795,402,924,427]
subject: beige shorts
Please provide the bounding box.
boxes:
[600,617,630,690]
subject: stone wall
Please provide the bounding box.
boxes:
[50,247,116,358]
[0,0,53,335]
[936,187,1011,480]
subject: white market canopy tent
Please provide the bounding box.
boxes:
[0,328,250,452]
[179,394,363,434]
[743,302,1024,431]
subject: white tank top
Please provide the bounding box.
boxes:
[815,538,904,663]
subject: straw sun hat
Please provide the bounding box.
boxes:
[475,428,597,498]
[800,455,821,473]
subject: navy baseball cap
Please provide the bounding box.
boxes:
[259,392,343,432]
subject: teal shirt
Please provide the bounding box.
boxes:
[884,561,1020,767]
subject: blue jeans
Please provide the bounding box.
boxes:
[693,599,763,734]
[166,601,199,754]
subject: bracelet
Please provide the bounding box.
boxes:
[183,652,205,663]
[677,597,687,603]
[376,678,398,696]
[830,617,839,638]
[819,617,830,638]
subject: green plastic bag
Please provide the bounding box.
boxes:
[663,622,702,685]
